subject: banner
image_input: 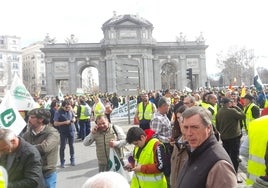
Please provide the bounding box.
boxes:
[0,90,26,135]
[111,99,137,118]
[76,88,84,96]
[9,74,37,111]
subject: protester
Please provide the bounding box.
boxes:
[104,98,113,123]
[243,93,260,128]
[54,100,76,168]
[216,97,245,183]
[0,128,45,188]
[205,93,218,125]
[183,95,196,108]
[83,115,126,172]
[125,127,168,188]
[111,92,119,109]
[150,97,172,186]
[23,108,60,188]
[170,106,188,188]
[49,99,59,130]
[164,89,173,121]
[81,171,129,188]
[77,97,91,141]
[92,96,105,119]
[177,106,237,188]
[240,93,260,159]
[172,94,181,114]
[259,142,268,183]
[135,92,156,130]
[246,116,268,185]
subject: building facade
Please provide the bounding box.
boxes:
[0,35,22,97]
[22,41,46,96]
[42,14,208,96]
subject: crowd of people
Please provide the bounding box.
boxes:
[131,87,268,188]
[1,86,268,188]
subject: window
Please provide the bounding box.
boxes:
[12,55,17,60]
[12,63,19,69]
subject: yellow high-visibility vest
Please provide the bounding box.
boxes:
[246,116,268,185]
[137,102,154,120]
[131,138,167,188]
[0,166,7,188]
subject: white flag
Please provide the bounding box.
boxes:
[0,90,26,135]
[58,87,64,101]
[108,148,131,182]
[9,74,37,111]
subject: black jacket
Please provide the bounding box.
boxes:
[177,135,233,188]
[0,137,45,188]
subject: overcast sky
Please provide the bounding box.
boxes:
[1,0,268,74]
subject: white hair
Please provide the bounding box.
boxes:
[0,129,16,144]
[81,172,129,188]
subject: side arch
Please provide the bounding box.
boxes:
[160,62,177,90]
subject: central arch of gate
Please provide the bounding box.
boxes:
[42,14,208,96]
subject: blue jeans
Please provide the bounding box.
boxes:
[45,171,57,188]
[59,130,75,164]
[79,119,91,140]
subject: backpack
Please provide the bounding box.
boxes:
[84,105,91,116]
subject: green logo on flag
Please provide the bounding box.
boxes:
[13,86,31,99]
[108,155,121,171]
[1,109,16,127]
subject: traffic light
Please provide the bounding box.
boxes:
[186,68,192,81]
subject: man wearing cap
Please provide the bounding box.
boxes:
[216,97,245,183]
[240,93,260,163]
[23,108,60,188]
[243,93,260,129]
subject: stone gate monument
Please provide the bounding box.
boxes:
[42,14,208,95]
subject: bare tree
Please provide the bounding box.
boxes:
[216,47,255,86]
[161,63,176,89]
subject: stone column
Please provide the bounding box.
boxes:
[105,54,116,93]
[153,56,161,90]
[68,57,77,94]
[199,54,207,87]
[142,54,154,91]
[98,57,107,92]
[45,58,54,95]
[174,57,181,89]
[179,55,187,90]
